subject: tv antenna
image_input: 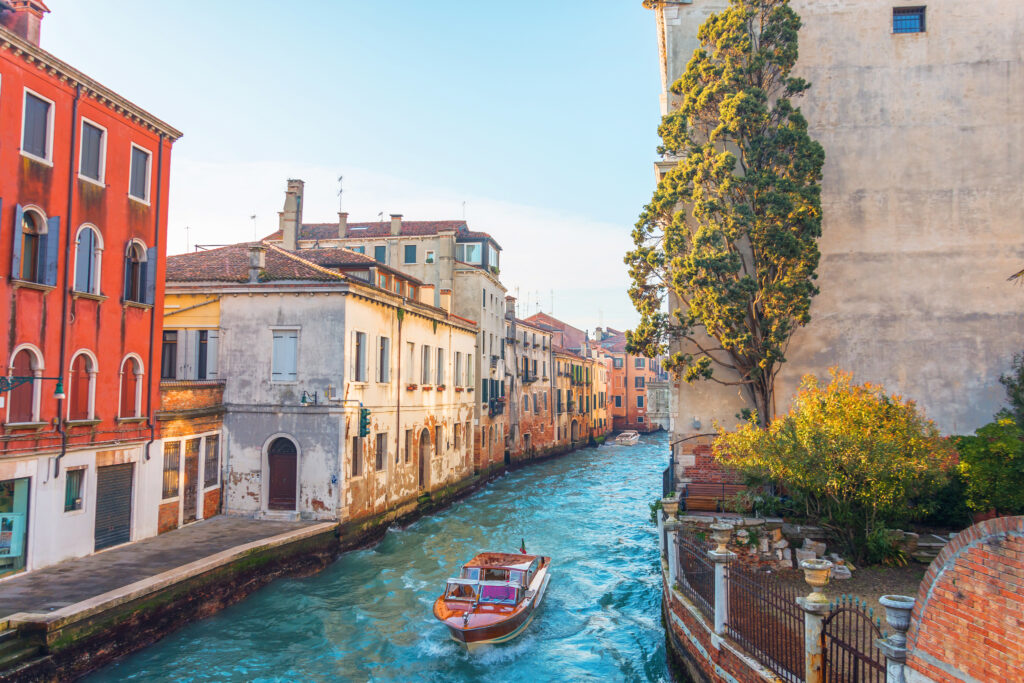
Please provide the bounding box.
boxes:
[337,175,344,212]
[250,213,257,240]
[462,201,466,220]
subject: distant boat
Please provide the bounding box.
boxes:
[432,551,551,648]
[615,431,640,446]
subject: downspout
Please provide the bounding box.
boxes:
[53,85,82,477]
[395,308,402,476]
[144,134,166,461]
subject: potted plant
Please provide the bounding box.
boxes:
[454,386,464,392]
[422,385,434,391]
[437,384,446,391]
[406,383,418,391]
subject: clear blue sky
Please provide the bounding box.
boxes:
[44,1,663,332]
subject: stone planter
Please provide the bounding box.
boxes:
[800,558,834,604]
[710,522,734,553]
[661,497,679,521]
[879,594,915,647]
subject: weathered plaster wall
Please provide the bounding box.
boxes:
[660,0,1024,438]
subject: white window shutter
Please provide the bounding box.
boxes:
[207,331,219,379]
[350,331,357,382]
[374,335,380,382]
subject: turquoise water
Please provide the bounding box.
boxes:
[89,434,670,682]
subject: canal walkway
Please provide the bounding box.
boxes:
[0,518,326,619]
[86,434,672,682]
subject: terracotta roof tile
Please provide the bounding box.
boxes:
[263,221,500,248]
[166,243,344,284]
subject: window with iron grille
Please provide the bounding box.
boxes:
[64,468,85,512]
[163,441,180,498]
[893,6,925,33]
[204,435,220,487]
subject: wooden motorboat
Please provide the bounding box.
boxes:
[432,551,551,648]
[615,430,640,445]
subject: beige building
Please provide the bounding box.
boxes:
[648,1,1024,453]
[264,180,508,474]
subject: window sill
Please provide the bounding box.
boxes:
[117,417,147,424]
[11,280,55,293]
[73,291,108,302]
[162,496,180,503]
[124,300,153,309]
[63,508,86,517]
[78,174,106,188]
[66,419,101,427]
[128,194,151,207]
[20,150,53,167]
[3,421,47,430]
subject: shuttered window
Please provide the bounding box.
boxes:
[375,433,386,470]
[404,245,416,264]
[74,227,100,293]
[162,441,180,498]
[204,435,220,487]
[421,345,431,385]
[9,350,36,423]
[272,330,298,381]
[377,336,390,382]
[22,92,51,160]
[352,437,362,477]
[129,145,151,201]
[436,347,444,385]
[161,331,178,380]
[374,245,386,263]
[69,354,93,421]
[352,331,367,382]
[80,121,105,181]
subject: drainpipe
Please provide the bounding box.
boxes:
[395,308,402,473]
[53,85,82,477]
[143,134,165,461]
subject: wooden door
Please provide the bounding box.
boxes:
[183,438,200,523]
[268,438,297,510]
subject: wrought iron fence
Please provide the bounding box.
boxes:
[822,596,886,683]
[727,564,805,683]
[676,530,714,620]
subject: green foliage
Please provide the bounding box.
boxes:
[956,418,1024,515]
[649,498,663,524]
[865,529,908,567]
[713,370,956,563]
[746,527,761,548]
[999,352,1024,427]
[626,0,825,425]
[919,471,971,529]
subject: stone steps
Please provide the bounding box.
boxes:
[0,630,41,671]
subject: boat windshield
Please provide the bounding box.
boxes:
[508,570,525,586]
[482,568,507,581]
[479,583,519,604]
[445,580,478,601]
[460,567,480,580]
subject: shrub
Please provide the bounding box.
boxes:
[713,369,956,563]
[999,352,1024,427]
[957,418,1024,516]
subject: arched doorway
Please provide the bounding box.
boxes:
[570,420,579,443]
[268,437,297,510]
[419,428,431,488]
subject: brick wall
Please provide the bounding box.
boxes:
[678,440,743,485]
[203,488,221,519]
[158,501,178,534]
[906,516,1024,682]
[159,381,224,412]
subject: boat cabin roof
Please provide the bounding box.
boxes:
[463,552,537,571]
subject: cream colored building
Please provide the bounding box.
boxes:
[648,1,1024,450]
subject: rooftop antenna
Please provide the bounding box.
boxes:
[250,213,257,240]
[337,175,344,212]
[378,211,384,223]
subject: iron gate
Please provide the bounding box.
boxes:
[822,597,886,683]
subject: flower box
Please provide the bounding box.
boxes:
[454,387,464,392]
[422,385,434,391]
[437,385,447,391]
[406,384,419,391]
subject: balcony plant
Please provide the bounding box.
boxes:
[406,383,418,391]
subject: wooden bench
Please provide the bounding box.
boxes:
[683,483,747,512]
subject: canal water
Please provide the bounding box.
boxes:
[89,434,670,682]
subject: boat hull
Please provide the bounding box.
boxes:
[437,566,551,648]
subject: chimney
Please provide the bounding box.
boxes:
[0,1,49,47]
[419,283,435,306]
[505,295,517,320]
[390,214,402,236]
[248,244,266,283]
[278,179,304,251]
[338,212,348,239]
[439,288,452,314]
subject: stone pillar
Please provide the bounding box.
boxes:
[708,522,736,636]
[876,595,915,683]
[797,559,834,683]
[665,518,681,586]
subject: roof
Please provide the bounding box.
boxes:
[463,553,538,570]
[524,312,585,351]
[295,246,424,284]
[264,221,501,249]
[514,318,551,334]
[166,243,344,283]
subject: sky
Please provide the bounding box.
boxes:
[43,1,663,333]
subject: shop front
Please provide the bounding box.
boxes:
[0,477,30,578]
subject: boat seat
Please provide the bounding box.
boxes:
[683,483,747,512]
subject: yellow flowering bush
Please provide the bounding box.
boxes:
[713,369,956,562]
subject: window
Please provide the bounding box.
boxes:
[352,331,367,382]
[404,244,417,264]
[375,433,387,470]
[64,468,85,512]
[482,378,489,402]
[272,329,298,381]
[352,436,363,477]
[637,396,644,408]
[466,353,473,387]
[68,352,96,421]
[635,376,645,389]
[533,394,538,414]
[8,348,40,423]
[543,393,548,410]
[204,435,220,487]
[74,225,103,294]
[377,336,391,382]
[454,352,462,387]
[615,395,622,408]
[637,416,645,424]
[425,250,436,264]
[163,441,180,499]
[196,330,215,380]
[523,395,529,411]
[421,345,432,384]
[161,331,178,380]
[482,289,486,308]
[129,144,152,202]
[406,342,416,382]
[351,245,365,254]
[79,120,106,182]
[22,90,52,161]
[436,347,445,385]
[374,245,386,263]
[119,356,143,418]
[405,429,413,463]
[454,423,462,450]
[456,242,482,264]
[634,357,644,369]
[16,208,53,284]
[123,241,153,304]
[488,245,499,269]
[893,6,925,33]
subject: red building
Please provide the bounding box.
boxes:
[0,2,180,578]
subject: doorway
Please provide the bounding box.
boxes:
[419,428,431,489]
[183,438,200,524]
[268,437,297,510]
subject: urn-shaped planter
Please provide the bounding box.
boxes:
[879,594,915,647]
[800,559,834,604]
[709,522,734,553]
[661,496,679,521]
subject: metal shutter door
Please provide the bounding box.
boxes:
[94,464,134,551]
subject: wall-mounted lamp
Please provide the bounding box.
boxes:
[0,375,66,400]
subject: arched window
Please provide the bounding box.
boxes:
[74,225,103,294]
[19,209,44,283]
[8,346,42,423]
[68,351,97,421]
[123,241,147,303]
[119,356,143,418]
